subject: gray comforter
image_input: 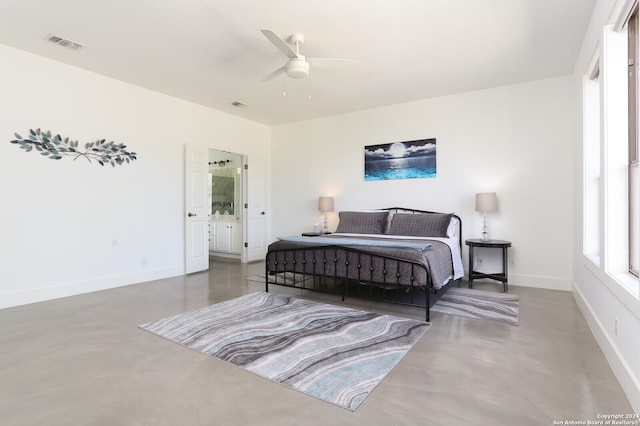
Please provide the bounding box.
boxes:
[266,234,454,289]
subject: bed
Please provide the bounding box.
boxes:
[265,207,463,321]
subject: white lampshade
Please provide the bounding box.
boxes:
[475,192,497,213]
[318,196,334,213]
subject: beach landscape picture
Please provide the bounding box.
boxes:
[364,138,437,181]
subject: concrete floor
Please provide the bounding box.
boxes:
[0,258,634,425]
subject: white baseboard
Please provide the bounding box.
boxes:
[0,266,184,310]
[572,282,640,413]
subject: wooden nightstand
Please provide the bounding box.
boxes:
[465,239,512,292]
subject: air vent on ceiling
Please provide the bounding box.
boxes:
[47,34,83,50]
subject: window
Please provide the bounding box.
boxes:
[628,8,639,276]
[582,1,640,298]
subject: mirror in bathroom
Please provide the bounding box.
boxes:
[209,150,242,218]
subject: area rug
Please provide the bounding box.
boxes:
[431,287,519,326]
[139,291,430,411]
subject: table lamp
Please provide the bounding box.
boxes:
[475,192,497,241]
[318,196,334,233]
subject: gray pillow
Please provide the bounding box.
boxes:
[387,213,453,237]
[335,211,389,234]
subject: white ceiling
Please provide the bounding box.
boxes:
[0,0,595,126]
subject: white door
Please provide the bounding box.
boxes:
[185,144,209,274]
[245,157,267,262]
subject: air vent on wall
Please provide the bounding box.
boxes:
[47,34,83,50]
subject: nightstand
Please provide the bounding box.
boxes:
[465,239,512,292]
[301,232,331,237]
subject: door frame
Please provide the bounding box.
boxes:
[186,144,267,267]
[207,148,247,263]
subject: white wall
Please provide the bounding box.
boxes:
[0,44,270,309]
[572,0,640,412]
[271,76,574,291]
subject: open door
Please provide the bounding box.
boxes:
[185,144,209,273]
[245,156,267,262]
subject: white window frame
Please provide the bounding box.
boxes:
[629,7,640,277]
[582,1,640,311]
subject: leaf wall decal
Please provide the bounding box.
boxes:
[9,128,138,167]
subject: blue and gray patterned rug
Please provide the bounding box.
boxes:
[247,275,519,326]
[431,287,520,326]
[139,291,429,411]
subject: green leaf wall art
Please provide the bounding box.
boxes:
[10,128,138,167]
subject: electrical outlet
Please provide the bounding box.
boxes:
[510,257,515,268]
[476,258,483,268]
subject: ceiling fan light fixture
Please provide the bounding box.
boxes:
[260,29,358,83]
[285,58,310,79]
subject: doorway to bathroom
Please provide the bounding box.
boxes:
[208,149,243,261]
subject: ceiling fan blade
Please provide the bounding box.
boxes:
[308,58,361,69]
[261,29,299,59]
[260,66,286,82]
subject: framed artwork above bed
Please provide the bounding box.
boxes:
[364,138,436,181]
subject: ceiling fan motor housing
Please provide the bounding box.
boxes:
[286,58,310,79]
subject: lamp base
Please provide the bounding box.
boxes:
[481,213,490,241]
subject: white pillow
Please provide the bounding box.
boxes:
[447,216,459,238]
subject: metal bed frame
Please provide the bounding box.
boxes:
[265,208,462,321]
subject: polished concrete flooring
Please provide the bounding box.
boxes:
[0,258,634,425]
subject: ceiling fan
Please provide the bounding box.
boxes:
[260,29,360,82]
